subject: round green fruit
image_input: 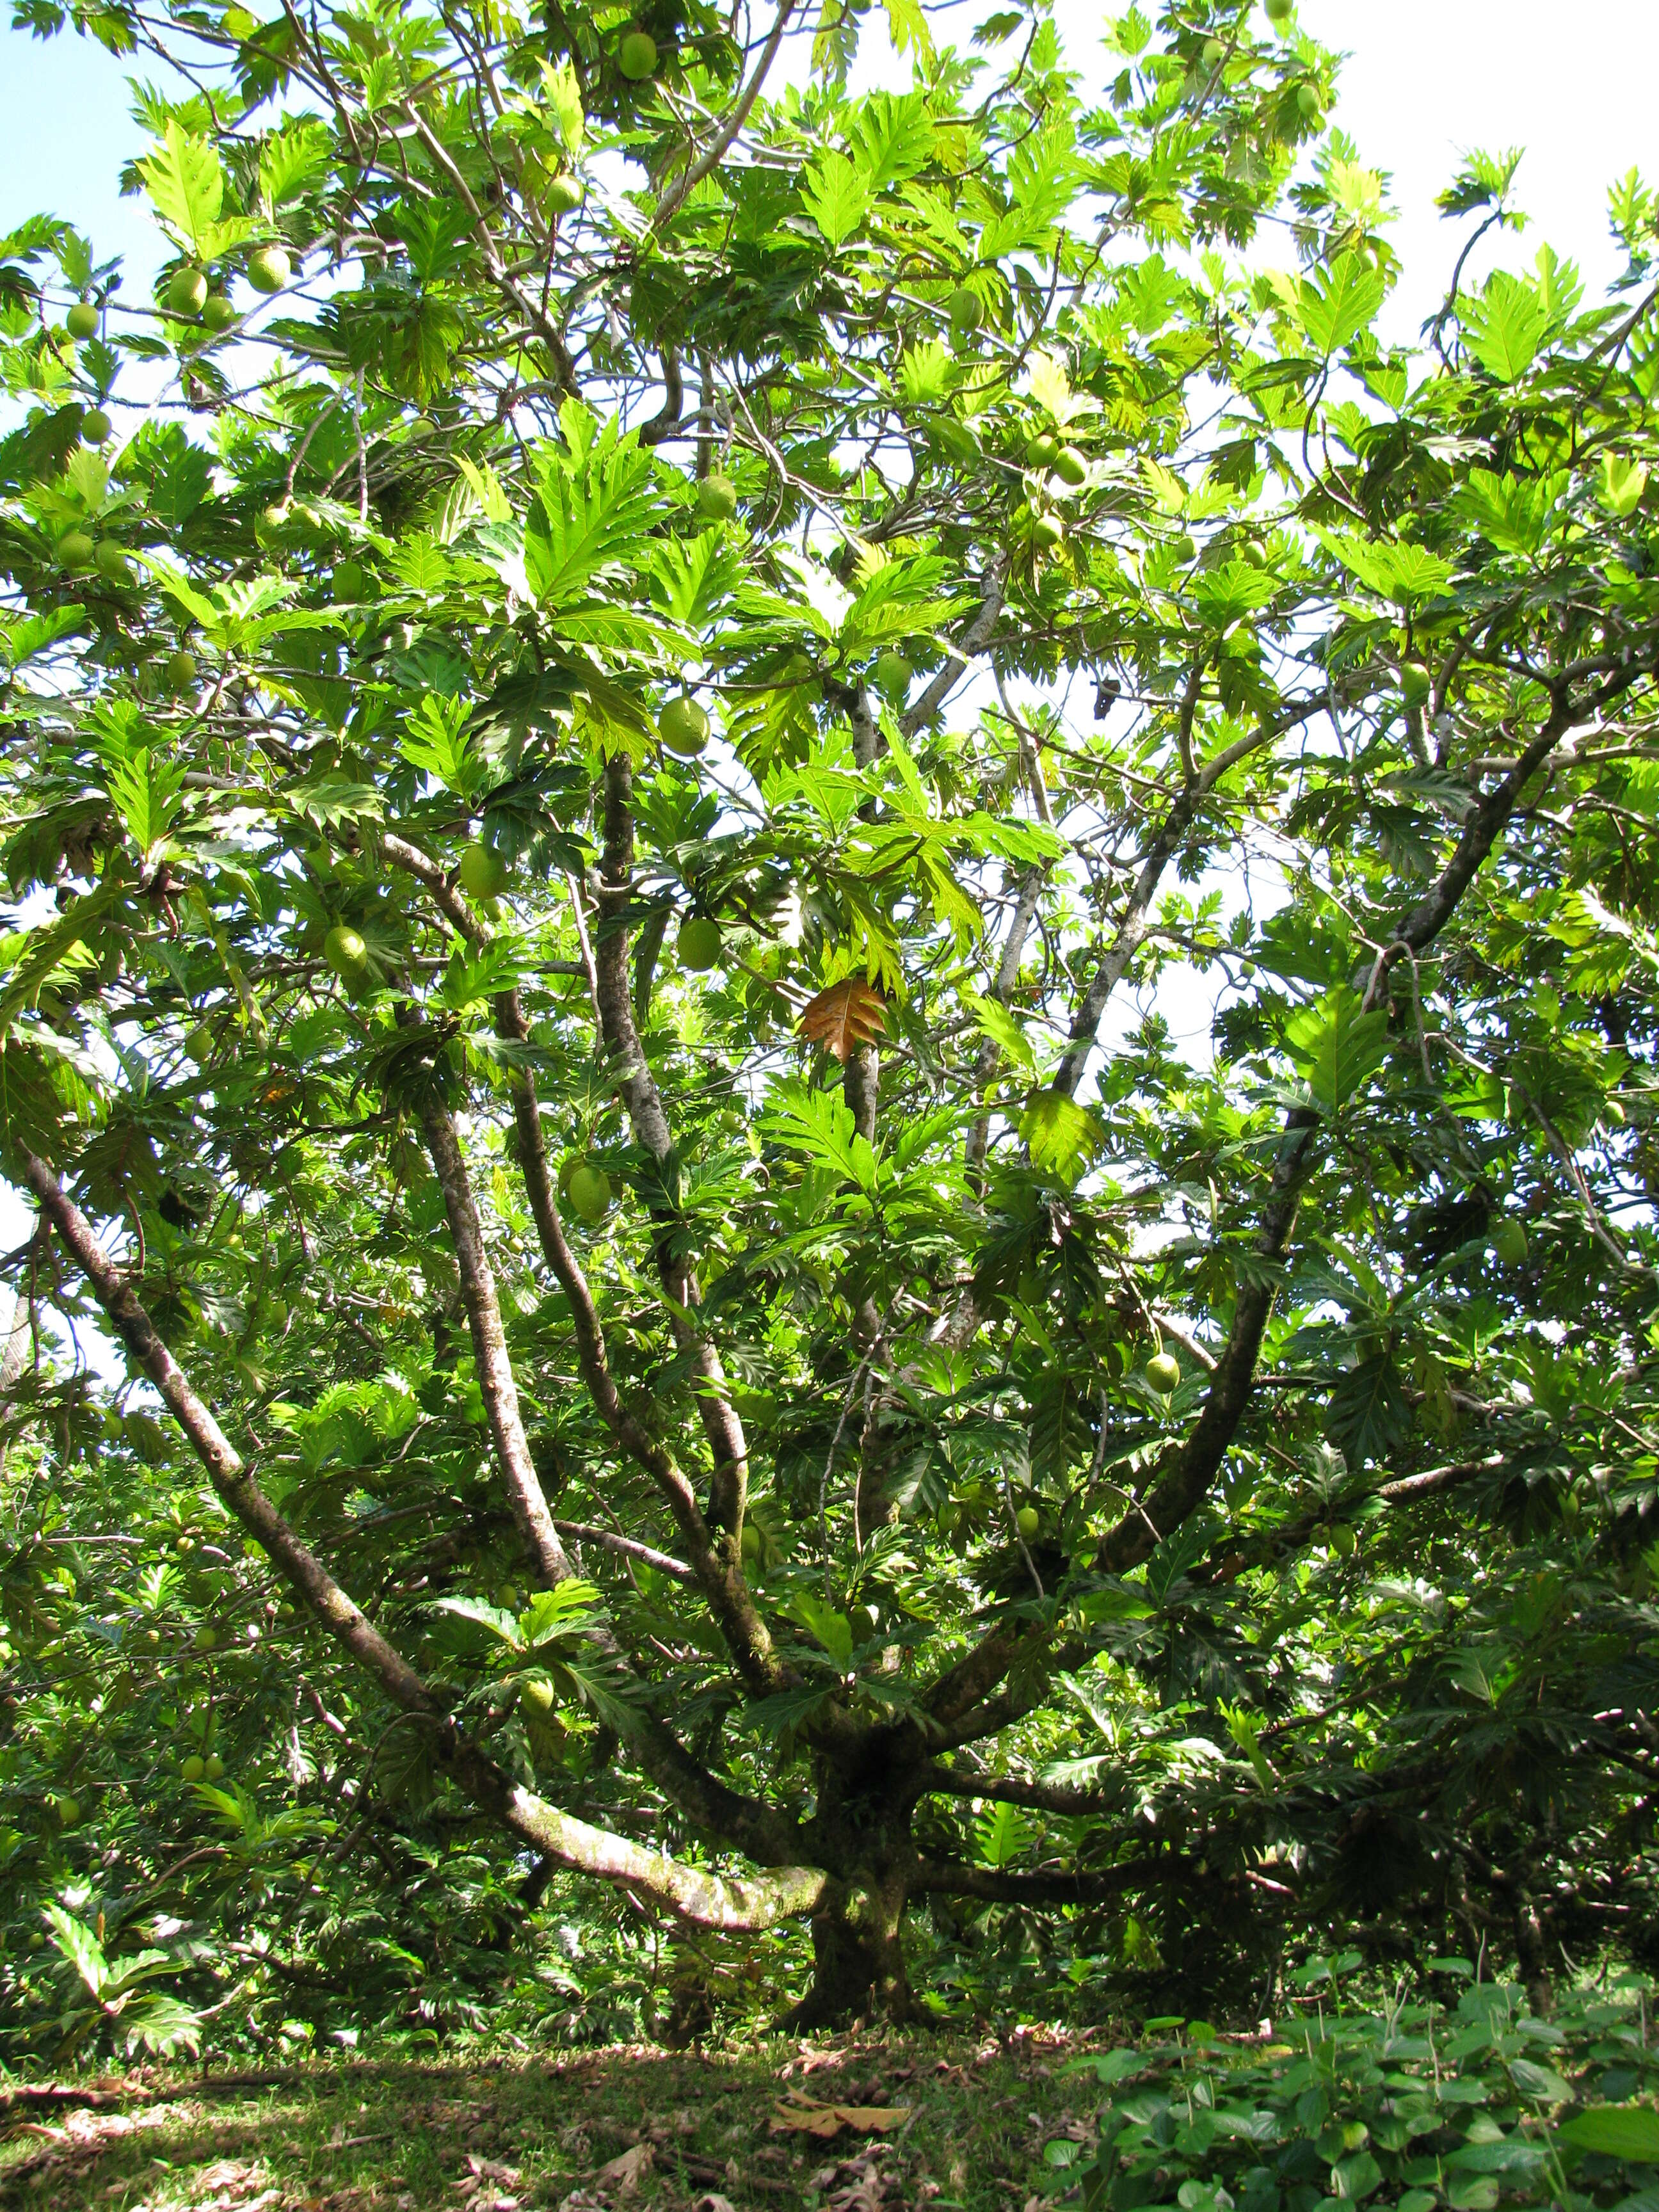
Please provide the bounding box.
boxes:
[544,172,583,216]
[873,648,912,701]
[333,559,365,602]
[260,501,290,533]
[1145,1351,1182,1394]
[181,1754,206,1783]
[1052,444,1089,487]
[168,266,209,317]
[57,1796,81,1829]
[185,1023,214,1067]
[324,924,371,982]
[1171,532,1198,565]
[678,917,723,971]
[458,840,510,900]
[247,244,291,294]
[202,292,239,331]
[696,472,739,522]
[1328,1521,1358,1557]
[1400,661,1432,711]
[95,541,132,586]
[567,1163,612,1224]
[59,530,95,569]
[1025,433,1057,470]
[1032,513,1064,550]
[1239,538,1268,568]
[1014,1505,1041,1540]
[1202,35,1225,65]
[1490,1217,1528,1266]
[618,27,658,77]
[81,408,112,446]
[204,1752,225,1780]
[166,648,198,693]
[739,1522,762,1564]
[521,1675,556,1713]
[194,1624,218,1653]
[946,284,982,335]
[1296,83,1321,116]
[1263,0,1292,20]
[659,696,710,756]
[66,301,100,341]
[783,651,815,684]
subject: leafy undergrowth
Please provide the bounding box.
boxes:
[1041,1973,1659,2212]
[0,2028,1101,2212]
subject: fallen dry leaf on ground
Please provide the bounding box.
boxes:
[769,2097,912,2140]
[693,2197,738,2212]
[595,2140,654,2193]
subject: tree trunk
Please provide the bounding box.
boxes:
[1513,1891,1553,2017]
[790,1870,913,2027]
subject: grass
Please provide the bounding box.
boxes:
[0,2028,1104,2211]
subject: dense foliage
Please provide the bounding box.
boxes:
[1053,1965,1659,2212]
[0,0,1656,2061]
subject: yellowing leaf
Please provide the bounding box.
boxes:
[797,977,887,1063]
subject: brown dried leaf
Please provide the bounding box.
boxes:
[797,977,887,1064]
[769,2098,912,2140]
[597,2141,654,2193]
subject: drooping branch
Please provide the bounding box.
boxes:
[24,1155,827,1923]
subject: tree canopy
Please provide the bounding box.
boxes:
[0,0,1656,2055]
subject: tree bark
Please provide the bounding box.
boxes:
[791,1868,914,2026]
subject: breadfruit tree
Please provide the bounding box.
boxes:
[1,0,1656,2038]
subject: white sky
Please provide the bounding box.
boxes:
[0,0,1655,1254]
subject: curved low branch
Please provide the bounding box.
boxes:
[24,1155,828,1929]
